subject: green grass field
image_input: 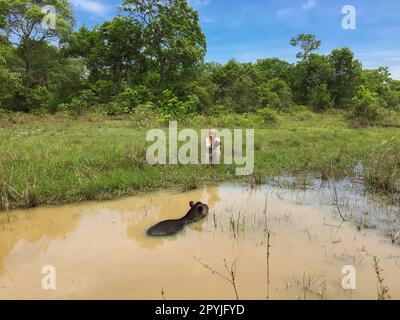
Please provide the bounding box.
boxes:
[0,112,399,211]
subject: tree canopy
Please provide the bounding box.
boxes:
[0,1,399,118]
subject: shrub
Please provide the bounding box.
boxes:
[159,89,193,118]
[182,94,201,114]
[257,107,280,125]
[104,102,130,117]
[350,85,382,124]
[383,90,400,109]
[27,86,55,112]
[0,56,22,110]
[212,104,231,116]
[103,86,154,117]
[288,105,315,120]
[174,81,213,113]
[289,105,310,113]
[374,108,400,128]
[130,102,161,127]
[309,84,333,111]
[59,89,98,115]
[258,78,292,110]
[90,80,115,103]
[117,86,152,109]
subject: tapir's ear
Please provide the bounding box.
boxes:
[189,201,195,208]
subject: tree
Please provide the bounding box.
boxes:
[351,85,381,123]
[360,67,400,108]
[0,1,7,29]
[123,0,206,90]
[67,26,102,83]
[11,41,84,111]
[0,0,74,98]
[328,48,362,108]
[253,58,292,85]
[291,54,334,105]
[98,16,145,90]
[68,16,145,91]
[258,78,292,110]
[212,60,258,113]
[290,34,321,60]
[309,84,333,110]
[0,55,22,109]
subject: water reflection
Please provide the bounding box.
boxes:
[0,180,399,299]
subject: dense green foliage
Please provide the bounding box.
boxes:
[0,0,399,124]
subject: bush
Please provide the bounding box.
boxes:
[374,108,400,128]
[287,105,315,121]
[258,78,292,110]
[90,80,116,103]
[103,86,154,117]
[27,86,55,112]
[174,81,213,113]
[309,84,333,111]
[104,102,130,117]
[0,56,22,110]
[159,89,196,118]
[350,86,382,124]
[257,107,280,125]
[59,89,98,115]
[211,104,231,116]
[117,86,152,109]
[383,90,400,109]
[131,102,159,125]
[182,94,201,114]
[289,105,310,113]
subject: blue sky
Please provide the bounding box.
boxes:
[69,0,400,79]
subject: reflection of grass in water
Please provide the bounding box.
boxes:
[210,179,398,248]
[229,211,242,238]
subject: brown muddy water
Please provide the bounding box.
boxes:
[0,180,399,300]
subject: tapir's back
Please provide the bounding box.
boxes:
[147,219,186,236]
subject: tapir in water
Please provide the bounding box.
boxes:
[147,201,209,237]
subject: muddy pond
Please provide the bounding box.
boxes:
[0,179,399,300]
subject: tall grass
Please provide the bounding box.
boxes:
[0,111,399,211]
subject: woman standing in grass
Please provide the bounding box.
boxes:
[207,129,221,165]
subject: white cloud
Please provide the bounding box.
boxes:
[70,0,110,18]
[277,0,317,17]
[202,16,216,23]
[277,8,294,17]
[302,0,317,10]
[189,0,211,6]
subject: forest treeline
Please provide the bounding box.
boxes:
[1,0,400,124]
